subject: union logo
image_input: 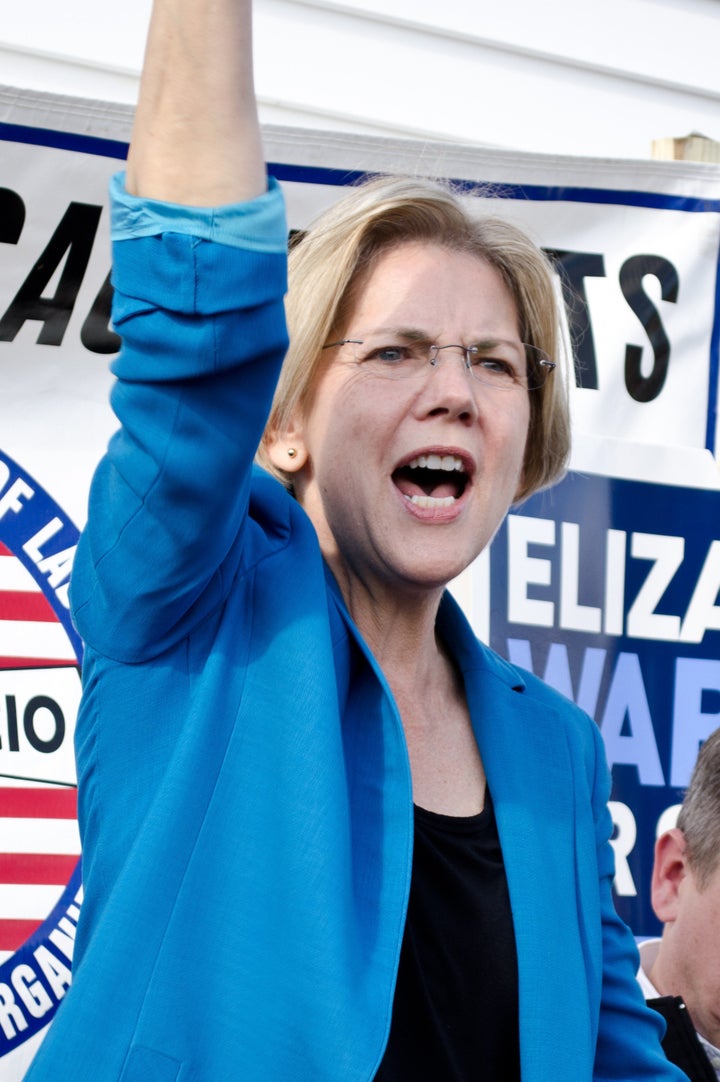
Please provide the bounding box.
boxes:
[0,451,82,1078]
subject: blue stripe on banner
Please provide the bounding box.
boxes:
[266,161,720,214]
[0,122,128,161]
[2,122,720,214]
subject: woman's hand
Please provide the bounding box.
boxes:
[126,0,266,206]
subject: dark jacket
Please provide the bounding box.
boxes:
[649,996,716,1082]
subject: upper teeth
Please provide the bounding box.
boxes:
[407,454,464,471]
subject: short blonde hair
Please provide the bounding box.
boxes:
[256,174,569,501]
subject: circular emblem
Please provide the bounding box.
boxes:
[0,451,82,1076]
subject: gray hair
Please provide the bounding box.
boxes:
[677,727,720,887]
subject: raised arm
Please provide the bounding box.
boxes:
[126,0,266,205]
[70,0,289,663]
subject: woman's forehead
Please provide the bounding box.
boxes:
[343,243,520,338]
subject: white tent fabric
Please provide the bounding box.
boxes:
[1,0,720,158]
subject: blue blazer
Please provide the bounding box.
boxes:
[25,182,686,1082]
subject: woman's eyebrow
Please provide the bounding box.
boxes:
[468,337,523,353]
[361,325,432,343]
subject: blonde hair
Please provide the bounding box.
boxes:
[256,174,570,501]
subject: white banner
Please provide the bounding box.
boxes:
[2,83,720,1077]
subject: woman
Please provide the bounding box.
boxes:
[24,0,687,1079]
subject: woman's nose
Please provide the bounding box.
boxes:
[417,345,479,419]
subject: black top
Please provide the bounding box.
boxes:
[647,996,717,1082]
[375,793,520,1081]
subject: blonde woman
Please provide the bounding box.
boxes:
[25,1,687,1080]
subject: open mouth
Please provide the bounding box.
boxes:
[392,453,469,509]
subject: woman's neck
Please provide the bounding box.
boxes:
[344,581,486,817]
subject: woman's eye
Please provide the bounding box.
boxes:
[367,345,409,364]
[477,357,516,377]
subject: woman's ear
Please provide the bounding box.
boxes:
[651,828,689,923]
[265,420,309,473]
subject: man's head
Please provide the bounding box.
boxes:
[649,727,720,1048]
[676,727,720,888]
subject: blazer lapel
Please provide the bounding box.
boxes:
[438,593,594,1082]
[329,581,595,1081]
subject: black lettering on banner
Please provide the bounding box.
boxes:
[81,270,121,354]
[5,694,20,751]
[23,695,65,754]
[0,188,25,244]
[543,249,606,390]
[619,255,679,403]
[0,202,102,346]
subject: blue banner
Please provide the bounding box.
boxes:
[490,471,720,935]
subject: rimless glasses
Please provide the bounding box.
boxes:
[323,334,555,391]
